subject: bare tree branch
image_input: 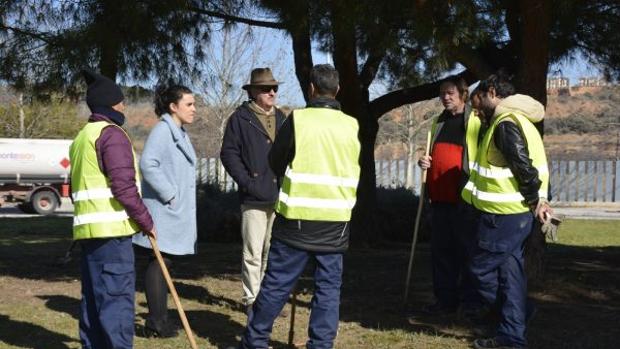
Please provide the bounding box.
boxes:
[369,70,476,118]
[360,49,385,89]
[187,6,286,29]
[0,24,53,44]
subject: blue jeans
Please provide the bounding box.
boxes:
[79,237,135,349]
[430,202,480,309]
[470,211,533,347]
[241,239,343,349]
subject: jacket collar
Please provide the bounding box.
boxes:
[236,101,286,131]
[307,97,341,110]
[161,114,196,165]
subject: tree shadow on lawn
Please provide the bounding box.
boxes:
[171,281,245,312]
[3,217,620,348]
[336,243,620,348]
[0,313,78,349]
[37,295,80,321]
[338,246,476,340]
[157,309,288,349]
[525,243,620,348]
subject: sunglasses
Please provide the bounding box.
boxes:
[257,85,278,93]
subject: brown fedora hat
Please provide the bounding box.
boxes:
[242,67,282,90]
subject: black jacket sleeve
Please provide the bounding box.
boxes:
[494,121,542,206]
[220,114,252,189]
[269,113,295,177]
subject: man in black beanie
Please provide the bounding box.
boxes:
[70,69,156,349]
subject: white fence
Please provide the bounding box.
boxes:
[198,158,620,203]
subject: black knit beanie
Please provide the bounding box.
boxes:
[82,69,124,109]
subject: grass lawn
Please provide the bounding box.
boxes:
[0,217,618,348]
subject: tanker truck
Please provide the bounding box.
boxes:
[0,138,72,215]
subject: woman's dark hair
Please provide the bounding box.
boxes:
[478,71,515,98]
[154,84,192,116]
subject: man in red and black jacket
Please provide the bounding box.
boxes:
[418,77,482,316]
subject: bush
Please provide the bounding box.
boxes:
[195,184,430,245]
[545,114,604,135]
[0,100,83,139]
[196,182,241,242]
[373,187,430,243]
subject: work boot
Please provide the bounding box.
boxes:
[143,319,178,338]
[473,338,527,349]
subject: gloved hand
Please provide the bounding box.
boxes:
[541,214,563,242]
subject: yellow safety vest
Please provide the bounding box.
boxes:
[70,121,141,240]
[274,108,361,221]
[462,112,549,214]
[430,108,482,175]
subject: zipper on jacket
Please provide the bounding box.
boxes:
[340,222,347,239]
[297,220,301,230]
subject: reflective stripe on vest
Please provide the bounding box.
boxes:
[274,108,361,222]
[70,121,141,239]
[461,112,549,214]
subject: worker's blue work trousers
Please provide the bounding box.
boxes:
[79,236,135,349]
[241,239,343,349]
[470,211,533,348]
[430,202,480,310]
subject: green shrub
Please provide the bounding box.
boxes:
[373,187,429,243]
[194,184,430,245]
[196,182,241,242]
[546,114,605,135]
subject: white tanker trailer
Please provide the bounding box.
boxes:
[0,138,72,215]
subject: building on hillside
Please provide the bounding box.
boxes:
[547,77,570,95]
[578,76,610,87]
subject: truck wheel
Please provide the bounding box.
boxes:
[31,190,59,215]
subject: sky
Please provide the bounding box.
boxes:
[173,24,606,108]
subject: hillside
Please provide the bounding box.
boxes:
[375,86,620,160]
[544,86,620,159]
[1,85,619,160]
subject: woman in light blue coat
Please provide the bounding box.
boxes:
[133,84,197,338]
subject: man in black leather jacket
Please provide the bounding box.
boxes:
[466,74,552,349]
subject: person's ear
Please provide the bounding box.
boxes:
[169,102,178,114]
[488,86,497,99]
[335,85,340,97]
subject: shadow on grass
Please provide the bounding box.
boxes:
[37,295,80,321]
[2,217,620,348]
[336,243,620,348]
[0,313,77,349]
[173,282,245,312]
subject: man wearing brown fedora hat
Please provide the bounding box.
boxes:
[221,67,287,316]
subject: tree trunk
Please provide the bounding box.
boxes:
[515,0,552,135]
[514,0,553,288]
[97,1,121,79]
[330,1,378,245]
[289,0,313,103]
[99,40,120,79]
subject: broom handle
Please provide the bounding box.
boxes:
[404,130,431,303]
[148,236,198,349]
